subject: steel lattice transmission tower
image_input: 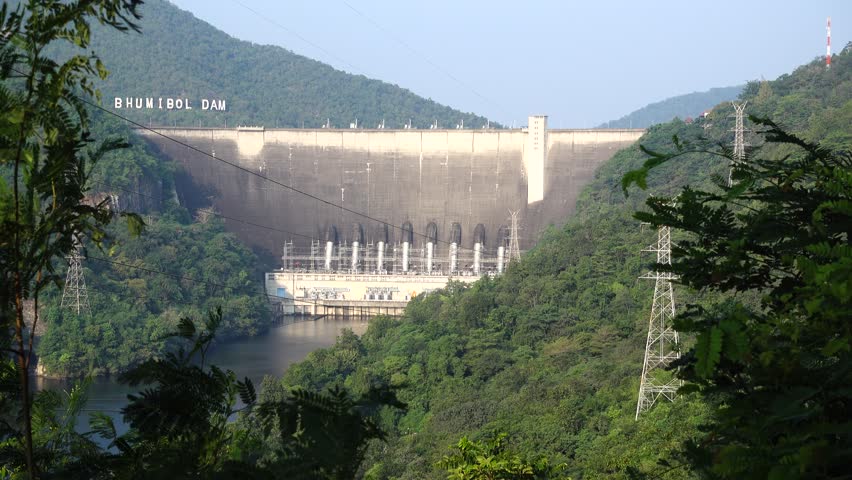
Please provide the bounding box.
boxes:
[61,243,90,315]
[729,101,748,187]
[635,224,681,420]
[508,210,521,262]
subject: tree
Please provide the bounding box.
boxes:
[437,433,569,480]
[249,384,404,480]
[0,1,143,477]
[623,118,852,478]
[85,307,269,479]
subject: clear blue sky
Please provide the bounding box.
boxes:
[170,0,851,128]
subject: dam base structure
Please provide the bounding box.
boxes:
[265,219,511,318]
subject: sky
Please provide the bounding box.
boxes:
[169,0,852,128]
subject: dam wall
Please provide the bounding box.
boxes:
[137,120,643,255]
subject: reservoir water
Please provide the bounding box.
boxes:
[33,317,369,437]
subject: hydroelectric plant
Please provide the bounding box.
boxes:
[137,116,644,317]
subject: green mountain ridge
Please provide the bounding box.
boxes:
[49,0,496,129]
[598,85,744,129]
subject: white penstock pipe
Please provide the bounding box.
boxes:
[473,242,481,275]
[324,241,333,271]
[376,241,384,273]
[402,241,410,273]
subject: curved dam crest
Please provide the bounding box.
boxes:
[137,120,643,256]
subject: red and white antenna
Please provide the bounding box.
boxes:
[827,17,832,69]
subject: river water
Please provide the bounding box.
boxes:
[33,317,369,437]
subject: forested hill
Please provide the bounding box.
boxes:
[267,51,851,478]
[47,0,494,129]
[598,85,743,128]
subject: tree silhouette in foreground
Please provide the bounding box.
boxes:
[0,1,144,477]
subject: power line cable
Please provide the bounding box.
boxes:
[86,256,293,304]
[81,98,501,257]
[228,0,370,77]
[88,284,194,306]
[339,0,510,122]
[84,257,350,317]
[92,180,315,240]
[86,185,505,307]
[10,66,504,258]
[88,283,284,306]
[91,180,501,260]
[90,256,313,304]
[87,255,232,292]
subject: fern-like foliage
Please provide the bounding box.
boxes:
[438,432,570,480]
[253,384,405,479]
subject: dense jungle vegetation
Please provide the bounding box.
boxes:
[36,210,271,377]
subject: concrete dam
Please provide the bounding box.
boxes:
[137,116,643,261]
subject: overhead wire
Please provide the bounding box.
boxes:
[230,0,508,124]
[87,255,232,292]
[86,255,290,304]
[25,71,515,261]
[339,0,510,122]
[84,256,357,315]
[80,186,500,310]
[90,179,503,260]
[92,180,315,240]
[80,96,505,258]
[228,0,371,77]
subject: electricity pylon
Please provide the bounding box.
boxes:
[60,242,90,316]
[508,210,521,262]
[729,101,748,187]
[635,224,680,420]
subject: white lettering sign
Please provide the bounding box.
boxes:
[366,286,400,294]
[302,286,350,300]
[111,96,226,111]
